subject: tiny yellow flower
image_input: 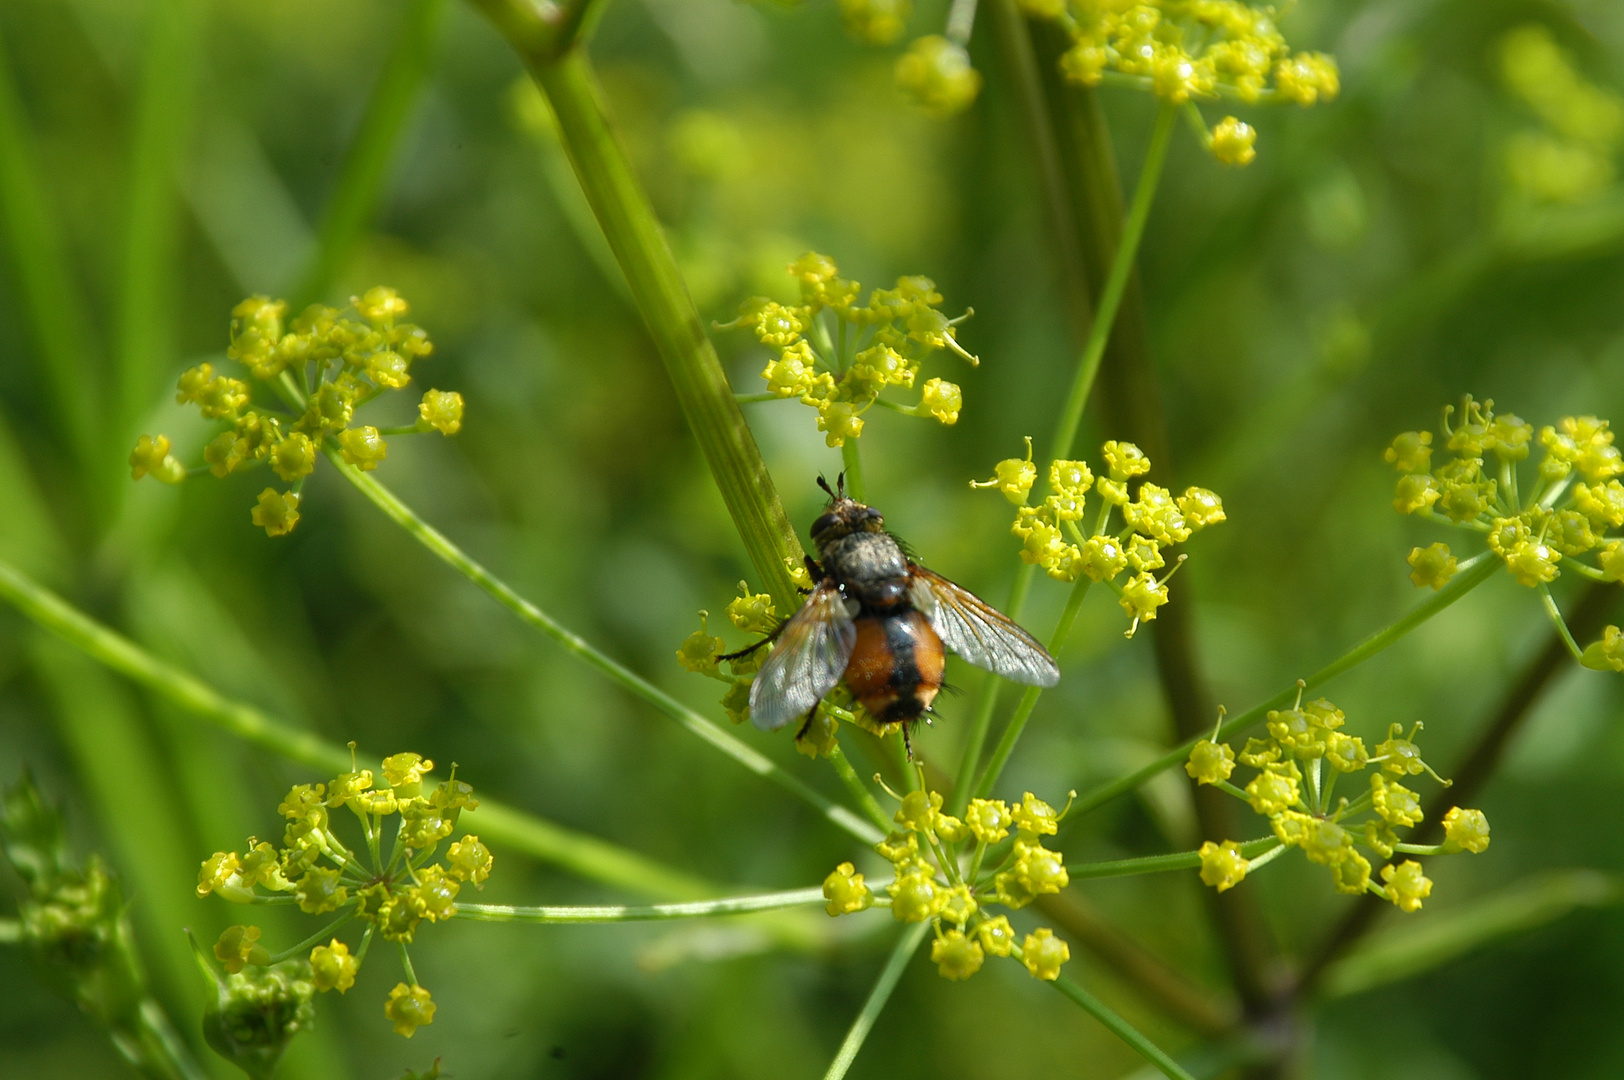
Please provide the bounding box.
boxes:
[294,866,348,914]
[931,929,985,980]
[419,390,464,435]
[1384,431,1433,473]
[1049,459,1093,497]
[1371,774,1424,828]
[676,613,724,676]
[310,939,358,993]
[971,449,1037,505]
[1245,768,1300,816]
[1119,571,1170,624]
[1178,487,1226,529]
[1185,739,1236,785]
[1332,851,1373,895]
[1380,860,1433,913]
[726,584,777,635]
[938,883,978,927]
[1102,440,1151,480]
[964,799,1011,844]
[1198,840,1248,892]
[1080,535,1129,582]
[270,432,317,482]
[1407,542,1458,590]
[1582,625,1624,672]
[977,915,1016,957]
[919,377,962,424]
[445,835,493,887]
[895,35,983,117]
[197,851,253,903]
[1010,792,1059,836]
[894,788,943,833]
[338,426,388,471]
[356,286,409,324]
[888,871,944,923]
[816,400,865,447]
[1210,116,1257,166]
[1442,807,1491,853]
[382,752,435,792]
[385,983,435,1038]
[1019,928,1070,981]
[251,489,301,537]
[822,862,873,916]
[214,924,270,974]
[129,434,186,483]
[413,865,460,921]
[1392,473,1441,514]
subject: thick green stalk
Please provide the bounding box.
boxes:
[515,45,802,606]
[822,923,930,1080]
[1050,974,1196,1080]
[0,554,723,900]
[116,0,204,439]
[327,451,881,845]
[0,29,101,476]
[292,0,447,305]
[455,886,825,923]
[1072,552,1500,816]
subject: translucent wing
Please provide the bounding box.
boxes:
[909,565,1060,687]
[749,583,857,731]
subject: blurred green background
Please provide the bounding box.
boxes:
[2,0,1624,1076]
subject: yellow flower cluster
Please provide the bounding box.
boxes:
[1499,25,1624,204]
[824,786,1076,982]
[724,253,974,447]
[1010,0,1337,163]
[1387,397,1624,662]
[974,438,1224,636]
[130,288,465,537]
[196,750,489,1038]
[1185,693,1489,912]
[1027,0,1339,104]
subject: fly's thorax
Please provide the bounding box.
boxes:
[822,530,908,588]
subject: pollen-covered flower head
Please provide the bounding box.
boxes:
[194,751,491,1038]
[725,254,977,447]
[138,289,463,537]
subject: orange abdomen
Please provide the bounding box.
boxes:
[844,609,944,723]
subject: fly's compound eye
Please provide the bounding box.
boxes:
[862,507,884,526]
[811,512,839,537]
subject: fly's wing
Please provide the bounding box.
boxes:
[910,565,1060,688]
[749,583,857,731]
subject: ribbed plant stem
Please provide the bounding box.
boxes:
[523,47,803,607]
[822,923,929,1080]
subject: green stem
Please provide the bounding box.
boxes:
[292,0,446,305]
[822,922,930,1080]
[268,910,356,964]
[1069,837,1277,880]
[1047,101,1176,467]
[325,451,881,845]
[972,577,1092,799]
[840,439,867,503]
[454,885,825,923]
[514,44,802,606]
[1071,551,1500,817]
[398,942,418,986]
[0,553,726,900]
[1537,583,1585,662]
[735,392,781,404]
[1049,973,1197,1080]
[828,742,892,834]
[951,102,1175,814]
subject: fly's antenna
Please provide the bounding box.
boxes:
[816,474,837,500]
[836,472,846,498]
